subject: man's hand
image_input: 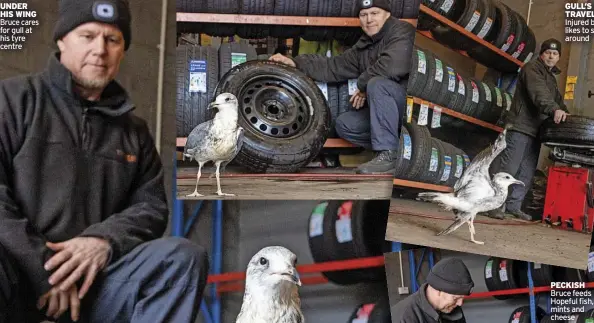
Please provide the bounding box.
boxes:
[554,109,569,124]
[269,53,296,67]
[44,237,111,299]
[37,284,80,321]
[349,89,367,109]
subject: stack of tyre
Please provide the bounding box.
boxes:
[484,255,594,298]
[176,42,257,137]
[419,0,537,73]
[176,0,421,42]
[394,119,471,187]
[308,200,391,285]
[407,46,513,129]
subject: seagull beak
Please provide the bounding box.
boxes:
[208,102,219,110]
[279,269,301,286]
[514,180,525,186]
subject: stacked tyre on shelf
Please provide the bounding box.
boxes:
[176,0,421,42]
[484,252,594,323]
[419,0,537,73]
[177,42,333,173]
[308,200,392,323]
[408,46,513,129]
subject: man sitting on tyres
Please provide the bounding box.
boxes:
[390,258,473,323]
[269,0,416,174]
[487,38,570,221]
[0,1,208,322]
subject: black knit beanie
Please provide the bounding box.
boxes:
[356,0,392,14]
[426,258,474,296]
[53,0,132,51]
[540,38,561,56]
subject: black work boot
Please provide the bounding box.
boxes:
[355,150,398,174]
[506,209,532,221]
[485,208,505,220]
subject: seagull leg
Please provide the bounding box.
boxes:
[215,161,235,196]
[469,220,484,245]
[187,162,205,197]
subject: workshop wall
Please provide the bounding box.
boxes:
[387,250,550,322]
[187,200,390,323]
[0,0,177,216]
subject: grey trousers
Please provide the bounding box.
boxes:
[0,237,209,323]
[335,76,405,151]
[490,130,540,212]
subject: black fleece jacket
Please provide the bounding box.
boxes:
[0,52,168,298]
[504,57,569,137]
[292,16,416,91]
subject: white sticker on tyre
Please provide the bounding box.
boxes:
[477,17,493,39]
[429,147,438,172]
[435,59,444,82]
[471,81,479,103]
[482,83,492,102]
[431,106,442,128]
[403,133,412,160]
[440,0,454,13]
[418,103,429,126]
[505,93,512,111]
[464,11,481,32]
[189,60,207,93]
[501,34,515,52]
[309,202,328,238]
[417,50,427,74]
[512,42,526,59]
[455,155,464,178]
[447,67,456,92]
[485,260,493,279]
[348,79,358,95]
[457,75,465,96]
[440,155,452,182]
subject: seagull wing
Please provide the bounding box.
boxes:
[184,120,214,156]
[453,130,507,191]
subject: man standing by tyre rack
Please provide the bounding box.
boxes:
[488,38,570,221]
[390,258,474,323]
[0,1,208,323]
[269,0,416,174]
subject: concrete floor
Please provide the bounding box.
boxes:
[176,166,394,200]
[386,198,590,270]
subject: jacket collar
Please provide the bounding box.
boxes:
[536,56,561,75]
[354,16,397,49]
[417,283,440,321]
[42,51,135,117]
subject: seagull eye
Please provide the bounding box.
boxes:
[225,97,230,102]
[259,257,268,266]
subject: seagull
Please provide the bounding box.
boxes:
[183,93,244,197]
[236,246,304,323]
[417,127,524,244]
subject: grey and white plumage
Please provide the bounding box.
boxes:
[183,93,244,197]
[417,127,525,244]
[236,246,304,323]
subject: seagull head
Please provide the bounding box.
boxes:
[245,246,301,289]
[493,172,524,188]
[209,93,239,111]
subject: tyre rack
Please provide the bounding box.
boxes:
[417,5,524,68]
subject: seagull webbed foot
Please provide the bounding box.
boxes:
[471,238,485,245]
[216,191,235,196]
[187,190,204,197]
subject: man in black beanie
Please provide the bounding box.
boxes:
[0,1,208,323]
[487,37,569,221]
[391,258,474,322]
[269,0,416,175]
